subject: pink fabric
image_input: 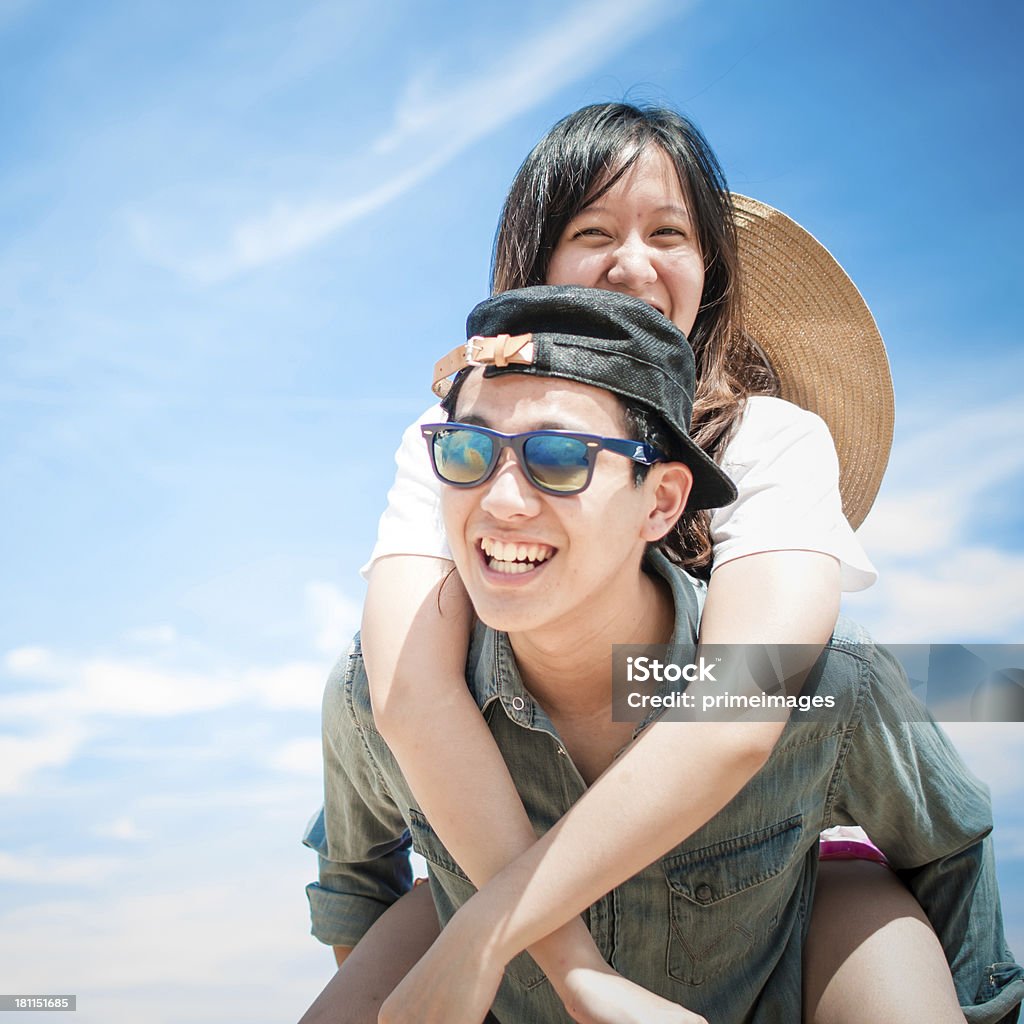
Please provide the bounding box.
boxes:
[818,826,889,865]
[818,838,889,865]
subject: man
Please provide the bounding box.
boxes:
[304,286,1022,1022]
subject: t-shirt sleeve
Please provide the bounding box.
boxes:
[710,396,877,592]
[360,404,451,579]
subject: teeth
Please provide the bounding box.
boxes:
[491,560,533,575]
[480,538,555,570]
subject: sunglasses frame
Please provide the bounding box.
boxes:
[420,422,665,497]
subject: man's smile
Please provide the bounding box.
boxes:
[479,537,556,575]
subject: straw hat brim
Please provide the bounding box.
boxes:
[731,194,894,529]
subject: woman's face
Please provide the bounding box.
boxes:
[545,145,705,337]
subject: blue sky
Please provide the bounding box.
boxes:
[1,1,1022,1020]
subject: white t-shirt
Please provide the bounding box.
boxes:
[363,395,876,592]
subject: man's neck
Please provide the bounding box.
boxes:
[508,561,675,720]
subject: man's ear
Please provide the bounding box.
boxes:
[640,462,693,542]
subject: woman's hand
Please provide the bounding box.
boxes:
[560,963,707,1024]
[377,928,707,1024]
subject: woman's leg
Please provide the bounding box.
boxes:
[299,881,440,1024]
[804,859,966,1024]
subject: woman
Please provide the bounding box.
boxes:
[307,103,967,1023]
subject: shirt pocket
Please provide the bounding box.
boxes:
[662,814,804,986]
[407,810,547,991]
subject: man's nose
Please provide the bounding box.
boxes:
[607,235,657,287]
[478,451,541,519]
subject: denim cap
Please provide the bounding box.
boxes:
[438,284,737,510]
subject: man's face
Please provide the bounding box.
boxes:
[442,370,673,637]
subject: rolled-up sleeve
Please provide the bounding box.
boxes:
[302,641,413,948]
[828,637,1024,1023]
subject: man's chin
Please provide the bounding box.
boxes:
[466,590,548,635]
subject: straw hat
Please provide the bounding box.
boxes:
[732,194,894,529]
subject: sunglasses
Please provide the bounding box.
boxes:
[420,422,665,496]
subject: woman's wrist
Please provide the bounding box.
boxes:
[435,895,511,978]
[448,884,606,1000]
[527,919,608,997]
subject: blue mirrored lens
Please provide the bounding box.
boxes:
[433,428,494,484]
[522,435,590,492]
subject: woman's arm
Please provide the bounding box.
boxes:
[361,413,679,1017]
[364,554,646,1016]
[376,551,839,1023]
[363,555,531,879]
[464,551,838,950]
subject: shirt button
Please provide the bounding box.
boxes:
[511,696,526,711]
[695,883,713,903]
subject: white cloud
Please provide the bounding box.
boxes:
[137,782,321,812]
[0,655,327,806]
[0,851,122,885]
[129,0,680,283]
[374,0,675,154]
[124,624,178,646]
[149,161,453,283]
[0,829,335,1022]
[92,816,148,842]
[306,580,361,655]
[857,394,1023,560]
[855,489,956,561]
[270,737,322,776]
[1,647,329,721]
[244,661,327,710]
[0,573,350,792]
[75,658,240,716]
[942,723,1024,800]
[0,726,86,795]
[846,394,1024,642]
[846,546,1024,642]
[0,886,331,1018]
[3,645,56,676]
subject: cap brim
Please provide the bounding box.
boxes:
[678,436,737,511]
